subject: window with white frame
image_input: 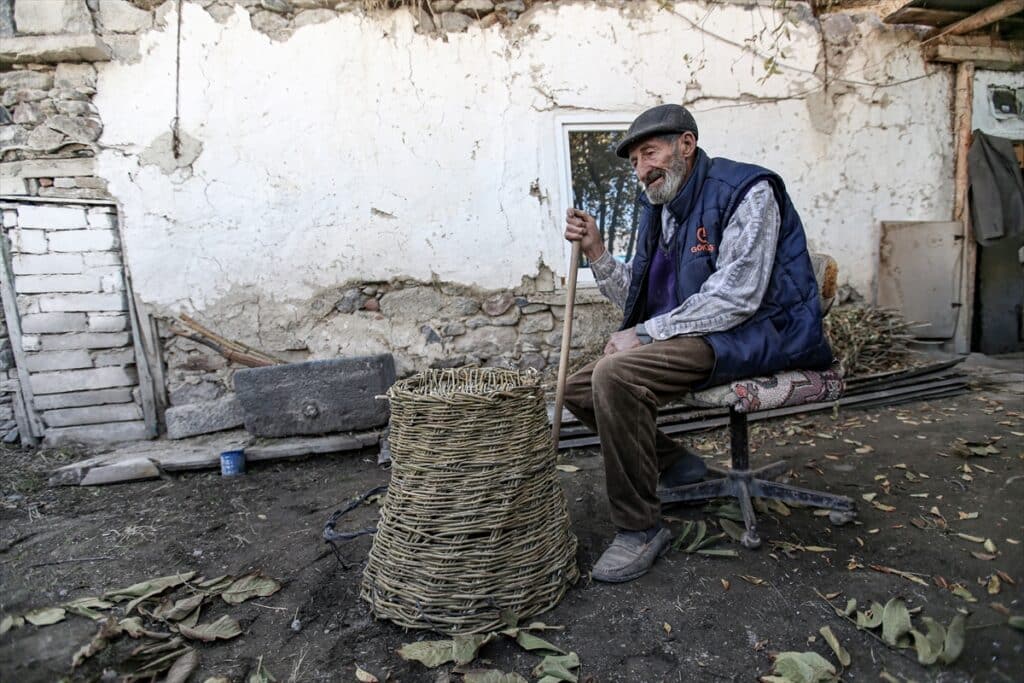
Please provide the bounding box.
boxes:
[556,116,642,285]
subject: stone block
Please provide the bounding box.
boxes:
[451,326,517,358]
[92,347,134,366]
[43,402,142,427]
[54,63,97,89]
[440,11,472,31]
[0,157,96,179]
[234,355,396,438]
[14,0,93,34]
[99,0,153,32]
[455,0,494,13]
[168,381,223,406]
[10,229,48,254]
[38,292,126,312]
[520,311,554,334]
[79,457,160,485]
[47,228,118,252]
[21,312,88,333]
[31,366,136,394]
[21,335,42,352]
[0,70,54,91]
[88,313,127,332]
[23,350,92,372]
[165,395,244,440]
[34,387,135,410]
[12,253,83,274]
[44,420,149,447]
[379,288,443,322]
[294,9,336,27]
[41,332,130,351]
[53,177,76,189]
[16,274,99,293]
[16,204,88,229]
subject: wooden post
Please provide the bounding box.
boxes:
[953,61,975,355]
[0,226,44,443]
[552,241,581,448]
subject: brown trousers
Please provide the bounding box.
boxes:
[563,336,715,531]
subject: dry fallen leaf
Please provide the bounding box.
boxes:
[720,579,730,591]
[555,464,580,473]
[738,575,766,586]
[958,511,979,520]
[355,667,380,683]
[662,622,672,635]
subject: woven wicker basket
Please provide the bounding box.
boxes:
[361,367,579,634]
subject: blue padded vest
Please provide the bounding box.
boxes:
[622,148,833,387]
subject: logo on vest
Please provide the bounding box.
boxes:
[691,226,716,254]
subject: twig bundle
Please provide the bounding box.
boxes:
[362,368,579,634]
[824,304,919,377]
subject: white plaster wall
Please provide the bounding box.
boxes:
[94,1,954,311]
[973,69,1024,140]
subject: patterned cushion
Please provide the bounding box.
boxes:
[686,364,844,413]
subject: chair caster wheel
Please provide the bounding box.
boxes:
[741,531,761,549]
[829,510,855,526]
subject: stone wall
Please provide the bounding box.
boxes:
[0,305,18,442]
[1,200,147,445]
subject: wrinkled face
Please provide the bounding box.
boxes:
[629,133,695,205]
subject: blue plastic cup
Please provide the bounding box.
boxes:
[220,449,246,476]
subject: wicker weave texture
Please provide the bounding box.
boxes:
[361,368,579,634]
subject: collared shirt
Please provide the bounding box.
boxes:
[589,180,781,339]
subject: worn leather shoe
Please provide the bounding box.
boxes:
[657,449,708,491]
[591,526,673,583]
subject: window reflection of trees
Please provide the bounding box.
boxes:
[569,130,641,267]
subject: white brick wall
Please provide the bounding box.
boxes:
[4,202,145,441]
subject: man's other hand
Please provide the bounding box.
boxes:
[603,328,643,356]
[564,208,606,262]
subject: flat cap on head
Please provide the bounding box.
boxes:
[615,104,699,159]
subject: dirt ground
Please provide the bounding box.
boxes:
[0,361,1021,683]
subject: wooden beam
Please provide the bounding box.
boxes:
[925,35,1024,68]
[0,228,45,443]
[923,0,1024,43]
[885,7,969,27]
[953,62,975,356]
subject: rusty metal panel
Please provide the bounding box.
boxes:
[878,221,962,339]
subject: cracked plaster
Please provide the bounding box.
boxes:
[93,1,953,323]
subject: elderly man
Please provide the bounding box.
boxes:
[563,104,832,583]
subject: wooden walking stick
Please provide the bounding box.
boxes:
[552,240,582,447]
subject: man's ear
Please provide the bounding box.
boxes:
[677,132,697,159]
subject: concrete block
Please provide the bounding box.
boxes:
[84,252,121,267]
[15,274,100,293]
[41,332,130,351]
[16,205,89,230]
[34,387,135,410]
[20,312,88,334]
[165,395,244,440]
[14,0,93,35]
[12,253,84,275]
[99,0,153,33]
[234,355,395,438]
[0,176,28,195]
[99,271,124,292]
[44,421,149,447]
[92,347,134,366]
[48,229,118,252]
[23,350,92,372]
[38,292,126,313]
[21,335,42,352]
[86,210,116,229]
[31,366,136,394]
[79,457,160,485]
[43,402,142,427]
[88,313,128,332]
[10,229,48,254]
[3,210,17,228]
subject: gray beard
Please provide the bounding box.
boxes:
[643,156,688,205]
